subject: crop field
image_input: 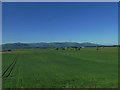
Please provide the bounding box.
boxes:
[2,47,118,88]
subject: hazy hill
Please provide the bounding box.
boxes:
[2,42,101,49]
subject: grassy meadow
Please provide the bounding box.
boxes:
[2,47,118,88]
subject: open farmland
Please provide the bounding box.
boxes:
[2,47,118,88]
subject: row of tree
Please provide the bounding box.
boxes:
[56,47,83,50]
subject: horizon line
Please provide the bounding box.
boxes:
[2,41,118,45]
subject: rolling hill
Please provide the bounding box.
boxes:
[2,42,101,49]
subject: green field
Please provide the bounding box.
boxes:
[2,47,118,88]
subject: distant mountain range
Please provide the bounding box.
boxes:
[1,42,103,49]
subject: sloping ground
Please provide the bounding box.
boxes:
[2,47,118,88]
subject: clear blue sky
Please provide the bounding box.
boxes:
[2,2,118,45]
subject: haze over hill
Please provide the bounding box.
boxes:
[1,42,103,49]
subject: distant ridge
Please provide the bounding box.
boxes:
[2,42,102,49]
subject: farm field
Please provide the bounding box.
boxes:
[2,47,118,88]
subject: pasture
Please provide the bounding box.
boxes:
[2,47,118,88]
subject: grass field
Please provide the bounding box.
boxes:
[2,47,118,88]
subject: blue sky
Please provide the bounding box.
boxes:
[2,2,118,45]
